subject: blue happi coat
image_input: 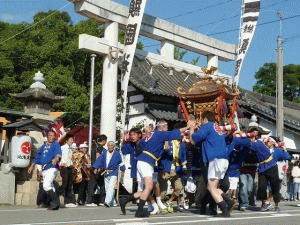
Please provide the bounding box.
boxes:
[93,150,125,177]
[158,140,187,176]
[250,140,276,173]
[137,129,182,166]
[192,122,228,161]
[271,147,291,162]
[121,142,138,179]
[34,141,62,170]
[226,137,251,177]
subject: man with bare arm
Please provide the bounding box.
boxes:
[119,122,192,217]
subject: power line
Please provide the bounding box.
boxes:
[140,0,234,44]
[143,13,300,49]
[191,0,288,30]
[0,2,71,45]
[164,0,233,20]
[142,0,288,46]
[208,13,300,36]
[142,0,233,44]
[285,34,300,42]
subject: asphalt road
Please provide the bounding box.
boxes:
[1,201,300,225]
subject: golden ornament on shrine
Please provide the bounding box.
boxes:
[177,66,240,123]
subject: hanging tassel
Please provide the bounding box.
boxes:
[222,99,228,114]
[177,104,184,120]
[216,88,224,114]
[228,97,238,124]
[216,86,225,122]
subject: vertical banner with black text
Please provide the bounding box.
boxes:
[234,0,260,85]
[120,0,148,133]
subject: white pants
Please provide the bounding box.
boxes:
[42,168,58,192]
[104,175,117,206]
[137,161,154,191]
[137,161,154,179]
[208,159,229,180]
[229,176,239,190]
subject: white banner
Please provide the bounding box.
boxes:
[234,0,260,85]
[120,0,148,132]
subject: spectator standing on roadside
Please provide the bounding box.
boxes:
[57,135,77,208]
[72,143,91,205]
[86,135,107,206]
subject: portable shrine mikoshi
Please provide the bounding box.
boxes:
[177,67,240,124]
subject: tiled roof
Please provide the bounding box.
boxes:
[129,58,300,131]
[130,57,201,97]
[146,103,180,121]
[0,108,32,118]
[3,119,44,132]
[239,88,300,131]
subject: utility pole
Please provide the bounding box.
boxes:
[276,12,284,140]
[88,54,96,156]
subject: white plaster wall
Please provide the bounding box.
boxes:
[259,118,299,151]
[128,114,156,130]
[128,103,145,116]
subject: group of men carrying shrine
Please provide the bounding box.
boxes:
[119,110,290,217]
[28,109,291,218]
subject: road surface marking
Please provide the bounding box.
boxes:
[146,213,295,224]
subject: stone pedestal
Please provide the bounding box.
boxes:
[0,170,15,205]
[15,167,39,206]
[14,167,62,206]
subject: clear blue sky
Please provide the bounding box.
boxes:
[1,0,300,90]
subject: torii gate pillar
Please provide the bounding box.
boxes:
[101,21,118,142]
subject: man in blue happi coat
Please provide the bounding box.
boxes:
[248,127,282,212]
[189,111,232,217]
[93,141,125,207]
[226,136,252,202]
[28,130,62,210]
[121,128,142,195]
[119,122,192,217]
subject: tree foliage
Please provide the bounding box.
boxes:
[0,11,140,127]
[253,63,300,103]
[0,11,107,127]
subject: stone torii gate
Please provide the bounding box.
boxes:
[69,0,237,142]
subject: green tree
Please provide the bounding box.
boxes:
[0,10,105,127]
[253,63,300,102]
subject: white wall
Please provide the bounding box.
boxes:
[259,118,300,151]
[128,114,156,130]
[128,103,145,116]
